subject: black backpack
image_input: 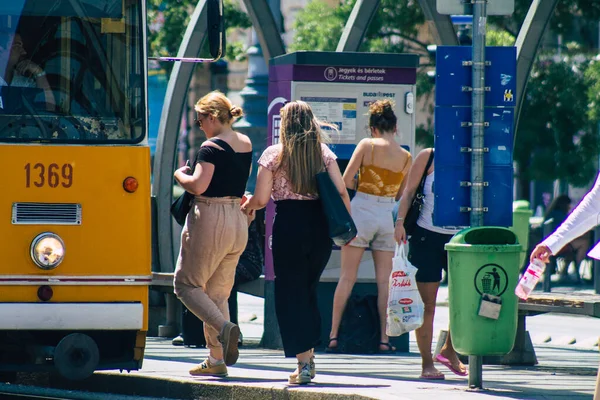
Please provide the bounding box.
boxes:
[182,306,206,347]
[337,294,381,354]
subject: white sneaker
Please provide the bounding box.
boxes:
[289,362,311,385]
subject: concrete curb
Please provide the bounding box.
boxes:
[48,372,377,400]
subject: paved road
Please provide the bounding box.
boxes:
[0,388,163,400]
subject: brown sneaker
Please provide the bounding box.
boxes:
[189,358,227,377]
[218,322,240,366]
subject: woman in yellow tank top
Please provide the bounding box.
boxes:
[327,100,412,353]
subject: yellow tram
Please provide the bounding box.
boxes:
[0,0,151,380]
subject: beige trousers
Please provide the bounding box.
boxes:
[174,195,248,351]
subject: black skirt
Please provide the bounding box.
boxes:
[272,200,333,357]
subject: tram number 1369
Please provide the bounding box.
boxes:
[25,163,73,188]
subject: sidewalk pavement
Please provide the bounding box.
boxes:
[10,338,598,400]
[19,337,592,400]
[3,283,597,399]
[87,282,595,400]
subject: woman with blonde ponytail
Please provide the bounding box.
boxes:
[241,100,350,384]
[173,91,251,378]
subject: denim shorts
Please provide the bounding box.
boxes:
[408,225,454,283]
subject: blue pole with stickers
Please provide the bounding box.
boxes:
[434,0,517,390]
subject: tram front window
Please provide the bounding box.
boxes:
[0,0,145,143]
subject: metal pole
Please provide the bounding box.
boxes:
[470,0,486,228]
[469,0,487,390]
[468,354,483,389]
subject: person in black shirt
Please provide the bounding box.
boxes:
[173,91,252,377]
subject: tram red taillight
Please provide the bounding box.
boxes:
[123,177,139,193]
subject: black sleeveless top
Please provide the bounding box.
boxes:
[194,138,252,198]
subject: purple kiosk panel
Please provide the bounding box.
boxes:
[264,51,419,282]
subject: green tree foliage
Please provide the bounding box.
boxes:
[585,60,600,123]
[147,0,251,74]
[490,0,600,48]
[289,1,351,52]
[515,56,600,187]
[489,0,600,188]
[486,30,515,47]
[290,0,426,55]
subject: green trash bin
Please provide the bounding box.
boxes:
[511,200,533,269]
[445,227,522,356]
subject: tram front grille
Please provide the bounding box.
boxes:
[11,203,82,225]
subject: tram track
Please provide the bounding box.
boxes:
[0,393,73,400]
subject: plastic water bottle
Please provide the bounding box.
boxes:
[515,259,546,300]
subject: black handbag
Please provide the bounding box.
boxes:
[316,170,357,246]
[171,190,195,226]
[404,150,434,235]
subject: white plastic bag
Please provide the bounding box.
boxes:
[386,244,424,337]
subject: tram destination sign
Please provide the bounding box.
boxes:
[437,0,514,15]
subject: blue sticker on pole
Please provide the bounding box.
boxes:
[435,46,517,107]
[433,165,513,227]
[435,107,514,167]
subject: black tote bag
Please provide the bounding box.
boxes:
[403,150,434,235]
[316,170,357,246]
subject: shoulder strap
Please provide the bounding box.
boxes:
[208,138,235,154]
[370,140,375,160]
[417,150,434,191]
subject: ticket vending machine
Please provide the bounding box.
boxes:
[266,51,419,351]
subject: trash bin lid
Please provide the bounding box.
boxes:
[445,226,521,253]
[513,200,531,212]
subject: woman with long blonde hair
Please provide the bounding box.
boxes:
[242,100,350,384]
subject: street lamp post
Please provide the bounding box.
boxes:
[233,0,283,349]
[469,0,487,389]
[233,0,281,193]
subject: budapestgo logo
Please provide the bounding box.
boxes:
[324,67,337,81]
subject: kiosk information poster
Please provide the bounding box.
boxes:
[265,51,419,281]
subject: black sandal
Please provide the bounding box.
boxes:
[325,337,340,353]
[378,342,396,354]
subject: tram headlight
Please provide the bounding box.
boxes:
[30,233,65,270]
